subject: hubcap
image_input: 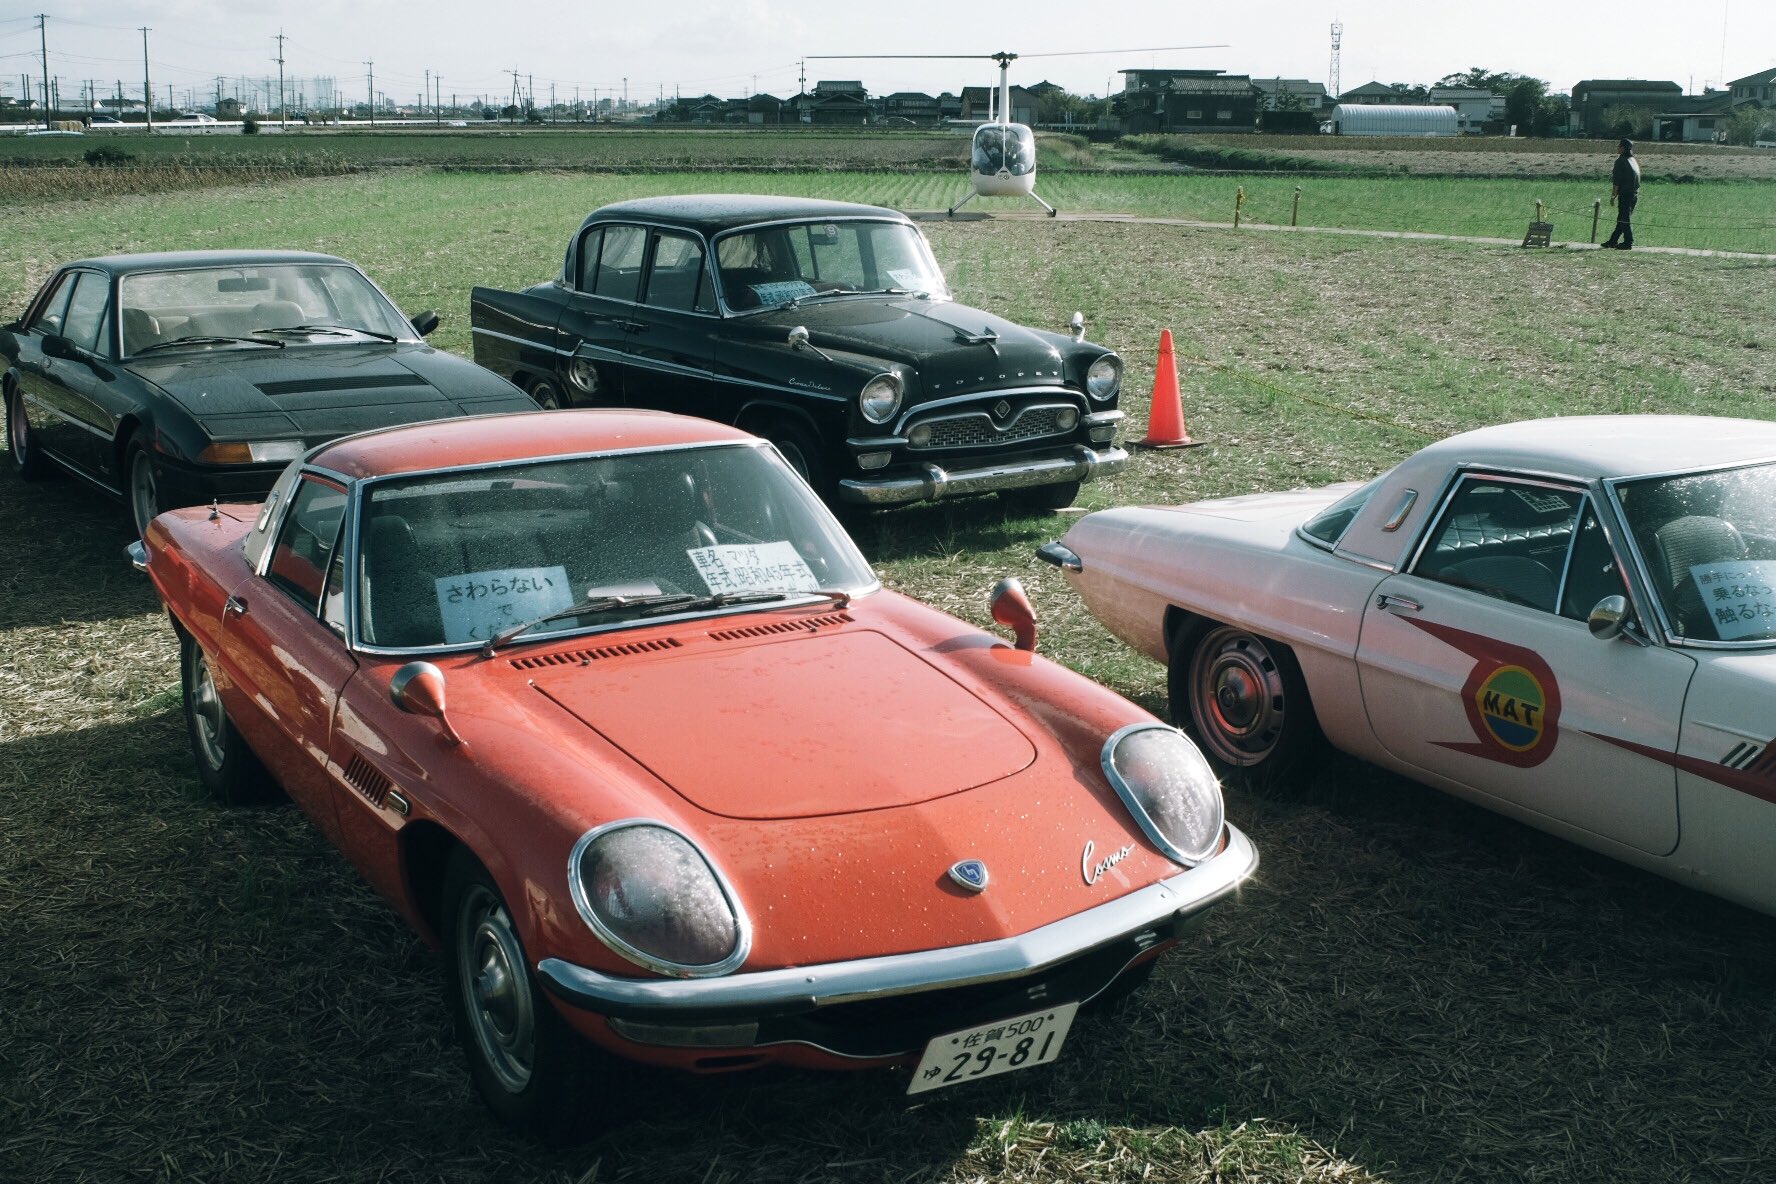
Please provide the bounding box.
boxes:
[190,651,228,770]
[1192,628,1287,766]
[130,451,159,535]
[457,885,534,1094]
[533,383,561,410]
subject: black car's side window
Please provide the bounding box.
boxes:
[61,272,113,355]
[642,231,713,314]
[267,476,348,619]
[1412,476,1584,615]
[592,226,647,303]
[28,272,78,336]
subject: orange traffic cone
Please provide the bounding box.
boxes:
[1137,329,1201,449]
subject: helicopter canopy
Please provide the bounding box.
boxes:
[971,123,1036,178]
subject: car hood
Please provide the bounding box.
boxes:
[126,344,529,442]
[748,298,1073,398]
[531,629,1038,819]
[1156,483,1360,523]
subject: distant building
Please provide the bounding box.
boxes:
[1651,89,1734,142]
[959,85,1035,124]
[1338,81,1414,106]
[1252,77,1330,113]
[1570,79,1682,135]
[1428,87,1499,129]
[800,81,871,125]
[1728,67,1776,108]
[1117,69,1258,133]
[881,91,940,124]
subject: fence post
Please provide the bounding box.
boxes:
[1234,185,1245,228]
[1535,199,1544,224]
[1591,198,1602,244]
[1291,185,1301,227]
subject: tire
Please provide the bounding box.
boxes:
[442,849,616,1144]
[768,421,832,502]
[125,434,161,538]
[528,376,565,411]
[5,382,51,481]
[1170,622,1324,786]
[999,479,1081,514]
[180,633,274,805]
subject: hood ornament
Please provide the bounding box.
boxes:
[948,859,990,893]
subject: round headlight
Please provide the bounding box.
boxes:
[1086,355,1122,402]
[569,821,749,977]
[859,373,903,424]
[908,422,933,447]
[1101,724,1225,866]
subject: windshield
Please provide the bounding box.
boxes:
[119,263,413,355]
[972,123,1036,176]
[356,443,876,650]
[1614,460,1776,643]
[714,220,948,311]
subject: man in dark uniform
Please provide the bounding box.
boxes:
[1602,138,1641,250]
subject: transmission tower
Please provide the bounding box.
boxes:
[1328,21,1343,104]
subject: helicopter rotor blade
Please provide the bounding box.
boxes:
[1016,44,1227,59]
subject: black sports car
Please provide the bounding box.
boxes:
[470,196,1127,510]
[2,249,538,533]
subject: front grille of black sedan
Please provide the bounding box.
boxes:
[908,403,1075,451]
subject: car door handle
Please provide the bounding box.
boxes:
[1377,593,1421,614]
[224,595,249,617]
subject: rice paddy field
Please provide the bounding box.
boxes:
[4,143,1776,1184]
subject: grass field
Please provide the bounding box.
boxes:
[5,169,1776,1184]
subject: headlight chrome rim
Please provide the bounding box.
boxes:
[1100,722,1226,867]
[859,373,903,424]
[567,818,752,979]
[1086,355,1122,403]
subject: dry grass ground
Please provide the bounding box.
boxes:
[4,174,1776,1184]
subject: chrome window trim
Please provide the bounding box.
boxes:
[567,818,754,979]
[571,219,723,320]
[340,438,881,655]
[1099,722,1226,868]
[260,471,350,619]
[538,825,1256,1017]
[708,215,949,316]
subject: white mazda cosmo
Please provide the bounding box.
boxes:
[1041,416,1776,914]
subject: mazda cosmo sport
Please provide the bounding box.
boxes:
[133,409,1255,1138]
[1042,415,1776,916]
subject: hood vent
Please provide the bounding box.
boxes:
[256,374,429,396]
[509,636,682,670]
[342,753,392,808]
[707,612,853,643]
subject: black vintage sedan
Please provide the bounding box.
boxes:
[470,195,1127,510]
[2,250,538,533]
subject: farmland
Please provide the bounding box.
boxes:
[4,159,1776,1184]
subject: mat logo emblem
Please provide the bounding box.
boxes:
[1475,665,1549,753]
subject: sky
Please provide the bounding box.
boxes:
[2,0,1773,111]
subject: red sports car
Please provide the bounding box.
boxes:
[131,409,1256,1139]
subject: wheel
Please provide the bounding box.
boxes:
[442,849,616,1144]
[528,376,565,411]
[5,382,51,481]
[1170,623,1324,785]
[767,421,831,501]
[999,479,1081,514]
[126,435,161,537]
[180,633,273,805]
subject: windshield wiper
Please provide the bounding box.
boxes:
[257,323,399,342]
[480,593,697,656]
[134,335,285,354]
[637,588,852,617]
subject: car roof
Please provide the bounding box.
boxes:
[61,249,355,276]
[579,193,909,237]
[1413,415,1776,481]
[308,409,760,481]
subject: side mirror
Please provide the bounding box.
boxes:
[409,309,440,338]
[41,334,77,361]
[989,576,1038,652]
[390,661,464,744]
[787,324,833,363]
[1068,311,1086,343]
[1587,594,1631,641]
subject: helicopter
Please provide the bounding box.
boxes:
[810,46,1223,216]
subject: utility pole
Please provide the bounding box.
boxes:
[550,82,556,123]
[365,61,373,125]
[36,14,49,129]
[623,76,627,109]
[140,26,152,133]
[274,30,286,127]
[435,74,442,126]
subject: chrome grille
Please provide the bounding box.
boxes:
[909,403,1074,451]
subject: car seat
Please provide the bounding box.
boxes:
[1651,515,1748,638]
[362,514,442,647]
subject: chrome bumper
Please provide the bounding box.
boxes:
[836,442,1129,507]
[537,824,1255,1023]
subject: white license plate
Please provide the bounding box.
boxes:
[906,1001,1079,1095]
